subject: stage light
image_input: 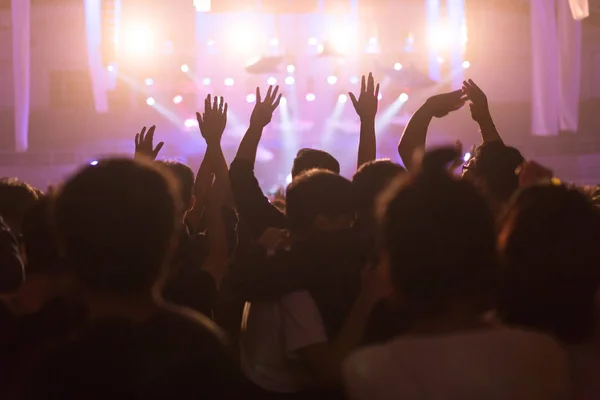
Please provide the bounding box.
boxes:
[194,0,211,12]
[123,22,155,56]
[399,93,409,102]
[90,160,99,166]
[428,24,464,51]
[269,37,279,46]
[207,39,215,46]
[146,97,155,106]
[173,95,183,104]
[107,65,114,72]
[308,37,318,46]
[224,78,234,86]
[144,78,154,86]
[285,76,295,85]
[394,62,403,71]
[267,77,277,85]
[463,152,472,162]
[437,56,445,64]
[280,96,287,105]
[331,31,351,54]
[378,92,383,100]
[287,64,295,73]
[350,76,359,84]
[246,93,256,103]
[327,76,338,85]
[184,118,196,128]
[202,78,211,86]
[181,64,189,73]
[462,60,471,69]
[306,93,316,102]
[338,94,348,103]
[286,173,293,184]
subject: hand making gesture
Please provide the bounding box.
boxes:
[462,79,491,123]
[349,72,380,121]
[250,85,282,128]
[134,125,164,161]
[424,90,467,118]
[197,94,228,146]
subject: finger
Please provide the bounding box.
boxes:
[367,72,374,94]
[147,126,156,144]
[135,133,139,147]
[272,93,282,109]
[140,126,147,142]
[153,142,164,157]
[265,85,273,102]
[271,86,280,104]
[213,95,218,111]
[361,75,366,95]
[256,87,261,104]
[223,102,228,117]
[469,79,482,92]
[205,94,211,112]
[375,83,380,99]
[348,92,359,109]
[448,89,464,97]
[450,101,466,111]
[219,96,224,113]
[196,111,203,125]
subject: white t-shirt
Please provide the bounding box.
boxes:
[240,290,328,393]
[343,328,568,400]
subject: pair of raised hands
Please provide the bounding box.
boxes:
[424,79,490,123]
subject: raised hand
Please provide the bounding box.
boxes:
[134,125,164,161]
[197,94,228,146]
[250,85,282,128]
[462,79,491,123]
[424,90,467,118]
[349,72,380,121]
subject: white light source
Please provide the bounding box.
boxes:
[350,76,359,84]
[285,173,293,184]
[286,64,295,73]
[399,93,409,102]
[338,94,348,103]
[202,78,211,86]
[90,160,99,166]
[436,56,445,64]
[267,77,277,85]
[269,37,279,46]
[462,60,471,69]
[280,96,287,105]
[463,152,472,162]
[428,24,461,51]
[377,92,383,100]
[308,37,318,46]
[327,76,338,85]
[224,78,234,86]
[394,62,403,71]
[184,118,196,128]
[285,76,295,85]
[207,39,215,46]
[146,97,155,106]
[123,22,155,56]
[181,64,189,73]
[144,78,154,86]
[306,93,316,102]
[246,93,256,103]
[107,65,114,72]
[173,95,183,104]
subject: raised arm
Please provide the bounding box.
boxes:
[462,79,503,144]
[398,90,466,171]
[134,125,164,161]
[349,73,379,169]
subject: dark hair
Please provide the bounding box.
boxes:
[353,159,406,213]
[291,148,340,178]
[155,160,195,206]
[21,197,62,275]
[468,141,524,203]
[0,178,39,234]
[498,185,600,344]
[378,147,497,317]
[286,169,355,233]
[54,159,181,294]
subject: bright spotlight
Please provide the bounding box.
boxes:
[224,78,234,86]
[306,93,316,102]
[399,93,409,102]
[181,64,189,73]
[394,62,403,71]
[229,26,259,52]
[462,60,471,69]
[184,118,197,129]
[463,152,472,162]
[107,65,114,72]
[123,22,155,56]
[267,77,277,85]
[285,76,295,85]
[428,25,463,51]
[90,160,99,166]
[308,37,318,46]
[246,93,256,103]
[378,92,383,101]
[286,173,293,184]
[173,95,183,104]
[331,31,351,54]
[269,37,279,46]
[338,94,348,103]
[202,78,211,86]
[286,64,295,73]
[327,76,338,85]
[207,39,215,46]
[436,56,445,64]
[350,76,359,84]
[144,78,154,86]
[146,97,155,106]
[280,96,287,105]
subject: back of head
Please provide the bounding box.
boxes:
[378,147,497,317]
[22,197,62,275]
[286,169,355,234]
[155,160,195,208]
[353,159,406,215]
[0,178,39,234]
[54,158,180,295]
[291,148,340,178]
[498,185,600,344]
[466,141,524,203]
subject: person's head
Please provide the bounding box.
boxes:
[155,160,196,217]
[291,148,340,178]
[353,159,406,220]
[378,147,497,318]
[462,141,524,207]
[497,185,600,344]
[54,158,181,296]
[0,178,39,235]
[286,169,355,235]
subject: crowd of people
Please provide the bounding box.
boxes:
[0,72,598,399]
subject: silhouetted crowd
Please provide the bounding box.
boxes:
[0,74,599,399]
